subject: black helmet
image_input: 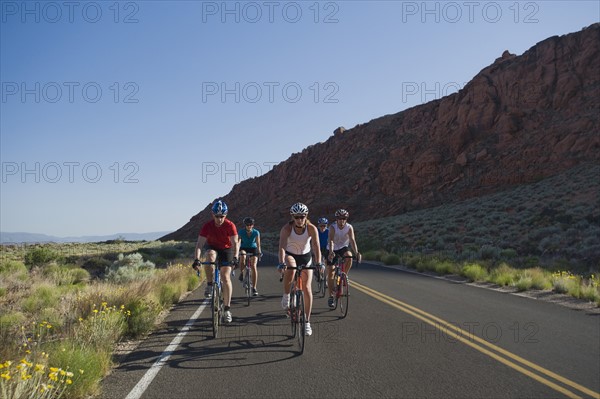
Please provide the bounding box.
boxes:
[243,217,255,225]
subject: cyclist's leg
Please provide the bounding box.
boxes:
[343,248,353,275]
[239,250,247,280]
[326,254,336,297]
[302,268,313,321]
[250,253,258,290]
[204,249,217,296]
[283,254,296,295]
[218,248,234,309]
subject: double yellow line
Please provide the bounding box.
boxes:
[352,281,599,399]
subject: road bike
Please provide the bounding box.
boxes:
[313,255,327,298]
[280,263,316,354]
[330,255,353,318]
[198,260,232,339]
[241,253,259,306]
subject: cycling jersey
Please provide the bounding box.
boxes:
[328,223,351,251]
[318,228,329,249]
[199,219,237,249]
[240,228,259,248]
[286,225,311,255]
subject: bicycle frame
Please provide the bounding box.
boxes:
[201,260,234,338]
[331,255,352,318]
[242,253,258,306]
[283,263,315,354]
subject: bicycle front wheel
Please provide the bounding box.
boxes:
[245,270,251,306]
[212,284,220,338]
[339,273,349,318]
[289,289,297,338]
[296,291,305,354]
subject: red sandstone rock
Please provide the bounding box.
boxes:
[162,24,600,241]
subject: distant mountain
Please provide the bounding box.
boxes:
[162,23,600,241]
[0,231,171,244]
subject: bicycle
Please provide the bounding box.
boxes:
[279,263,316,354]
[330,255,354,318]
[241,253,259,306]
[313,255,327,298]
[198,260,232,339]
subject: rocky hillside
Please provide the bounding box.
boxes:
[162,23,600,241]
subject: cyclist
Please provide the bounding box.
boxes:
[278,202,322,336]
[327,208,361,308]
[192,200,239,323]
[238,217,262,296]
[316,217,329,281]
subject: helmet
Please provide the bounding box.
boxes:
[317,217,328,225]
[211,200,228,216]
[335,209,349,218]
[289,202,309,215]
[243,217,254,225]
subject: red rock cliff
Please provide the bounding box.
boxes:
[162,24,600,241]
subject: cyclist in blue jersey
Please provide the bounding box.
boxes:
[316,217,329,281]
[238,217,262,296]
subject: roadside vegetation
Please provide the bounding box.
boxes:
[356,164,600,306]
[0,240,198,398]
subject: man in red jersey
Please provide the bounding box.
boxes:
[192,200,239,323]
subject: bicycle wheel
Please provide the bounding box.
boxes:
[212,284,220,338]
[339,273,349,318]
[244,269,251,306]
[332,274,340,310]
[296,291,305,354]
[289,288,297,338]
[319,270,326,298]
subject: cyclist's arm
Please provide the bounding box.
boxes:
[278,224,290,265]
[328,226,336,259]
[348,225,361,262]
[195,235,207,263]
[229,234,239,260]
[256,232,262,255]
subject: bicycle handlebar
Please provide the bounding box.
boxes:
[278,264,317,282]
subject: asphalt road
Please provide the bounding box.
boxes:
[100,258,600,399]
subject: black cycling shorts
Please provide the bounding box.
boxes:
[240,247,258,255]
[284,251,312,268]
[327,246,352,266]
[203,244,234,266]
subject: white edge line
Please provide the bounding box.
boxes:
[124,300,209,399]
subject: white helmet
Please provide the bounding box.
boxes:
[290,202,309,215]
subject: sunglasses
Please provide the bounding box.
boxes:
[337,217,347,220]
[213,215,226,219]
[293,215,307,220]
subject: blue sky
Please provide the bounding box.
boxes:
[1,0,598,237]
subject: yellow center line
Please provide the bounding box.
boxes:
[351,280,600,399]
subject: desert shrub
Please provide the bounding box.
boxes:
[499,248,518,259]
[433,259,459,275]
[105,253,155,284]
[21,284,61,313]
[159,247,180,260]
[462,263,489,282]
[479,245,501,260]
[24,247,60,267]
[383,253,401,265]
[43,265,91,286]
[490,263,516,286]
[159,283,182,307]
[0,260,28,275]
[123,297,161,338]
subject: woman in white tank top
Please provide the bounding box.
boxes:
[278,202,322,337]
